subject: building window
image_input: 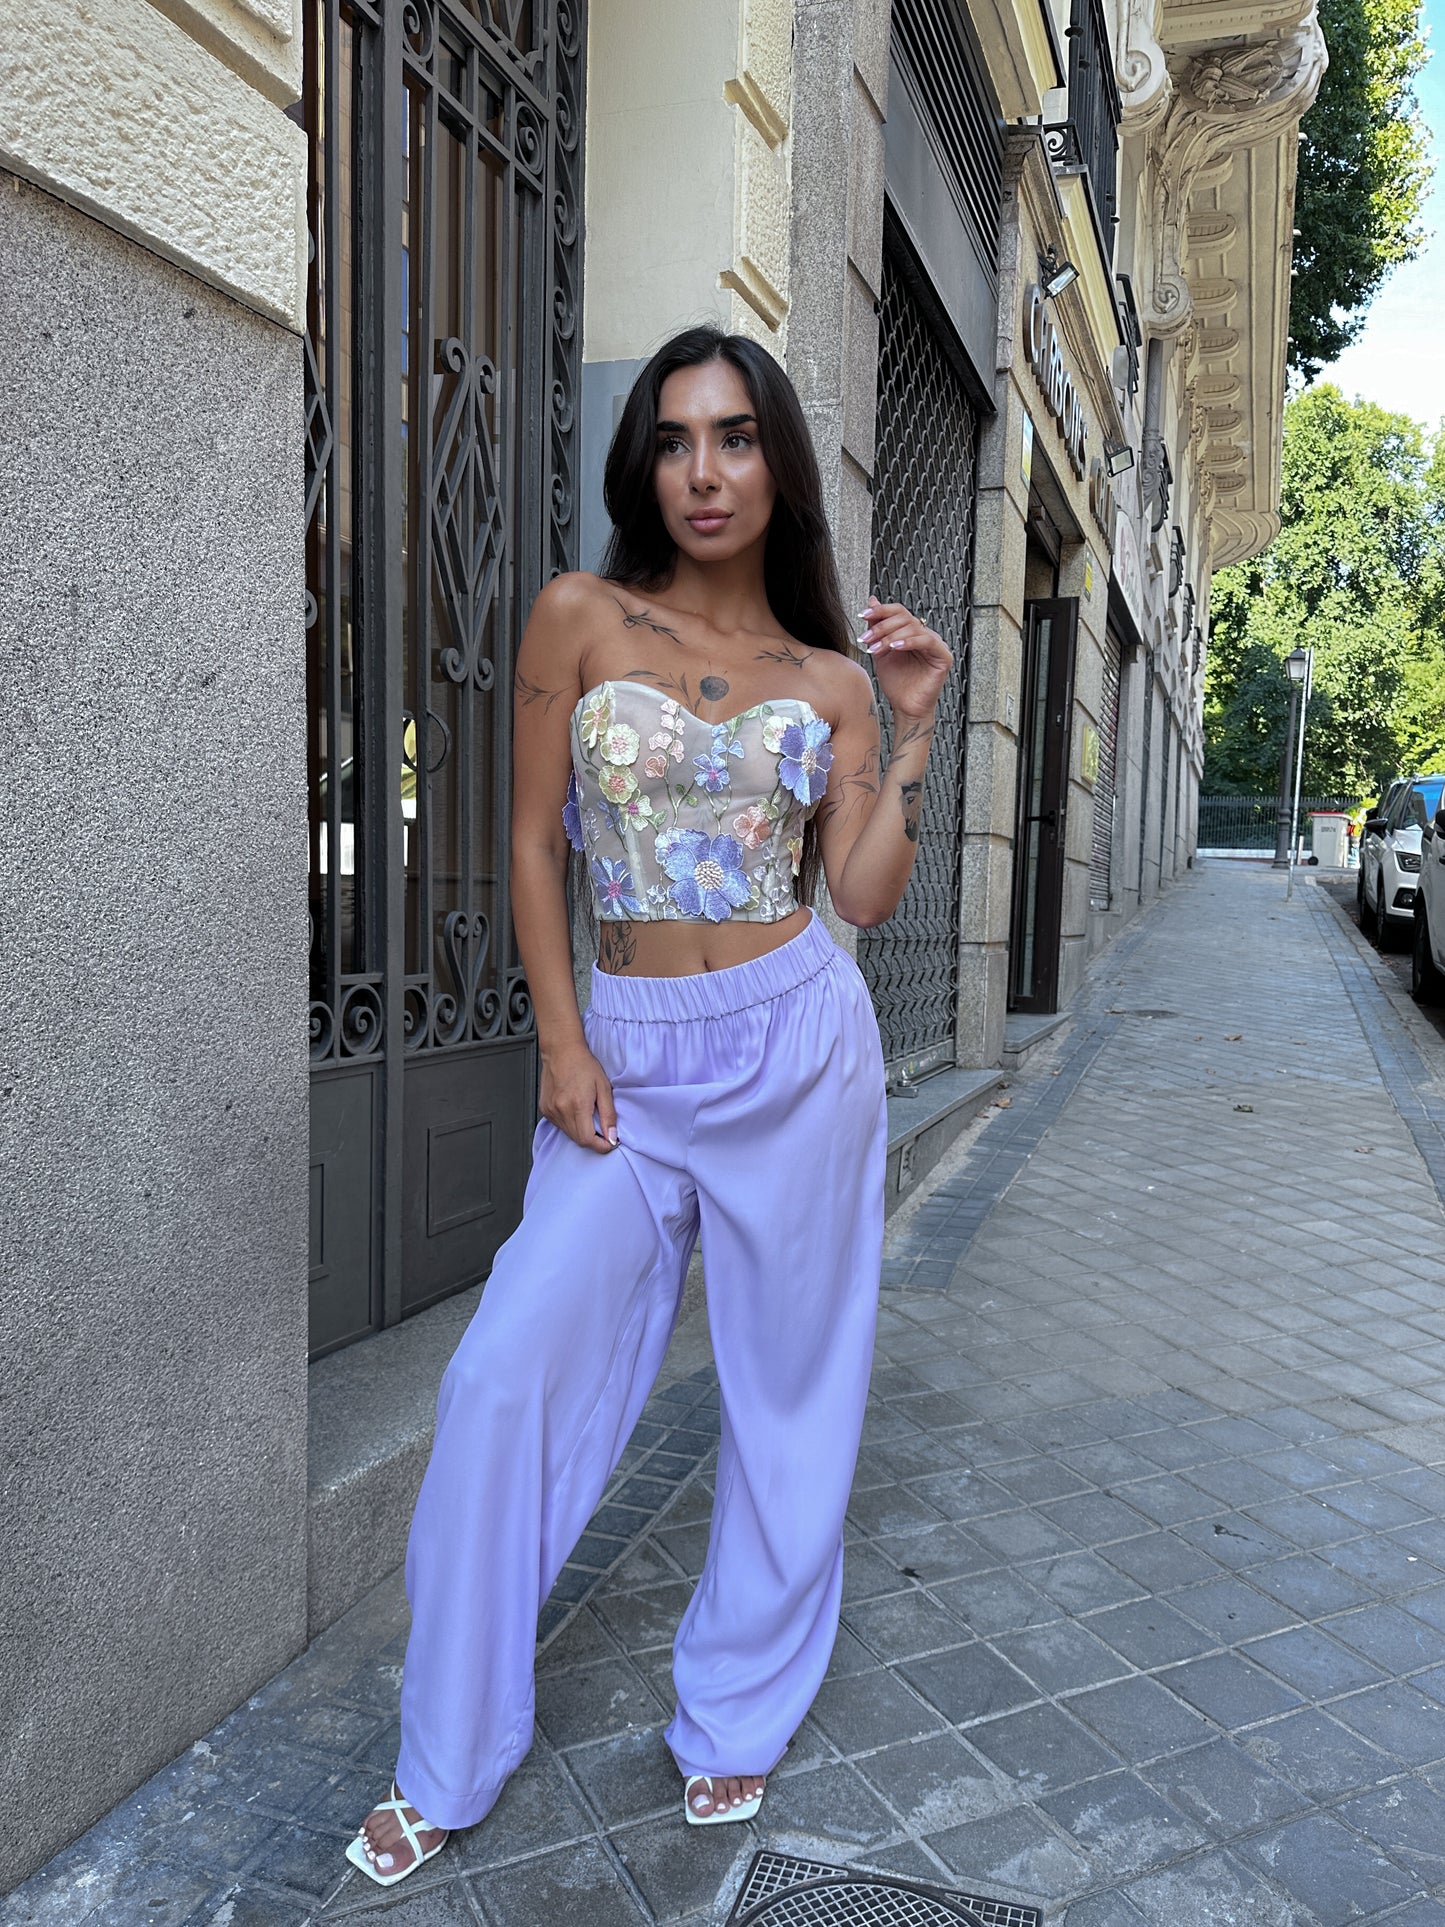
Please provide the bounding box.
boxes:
[1043,0,1122,266]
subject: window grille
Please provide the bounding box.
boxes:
[1042,0,1122,264]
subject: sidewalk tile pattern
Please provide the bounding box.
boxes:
[10,866,1445,1926]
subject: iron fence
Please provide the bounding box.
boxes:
[1197,794,1361,851]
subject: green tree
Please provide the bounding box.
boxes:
[1288,0,1432,380]
[1204,387,1442,795]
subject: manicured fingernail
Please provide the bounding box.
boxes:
[889,639,905,649]
[866,640,884,654]
[607,1127,619,1145]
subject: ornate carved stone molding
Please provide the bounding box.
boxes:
[1140,8,1326,335]
[1111,0,1172,132]
[1212,506,1281,568]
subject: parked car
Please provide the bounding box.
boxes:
[1360,774,1445,950]
[1414,796,1445,1001]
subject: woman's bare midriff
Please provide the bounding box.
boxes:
[596,905,811,976]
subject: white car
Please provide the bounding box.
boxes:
[1413,792,1445,1001]
[1360,774,1444,949]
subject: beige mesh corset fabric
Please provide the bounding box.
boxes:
[563,679,834,923]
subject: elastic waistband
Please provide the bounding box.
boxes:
[587,911,839,1023]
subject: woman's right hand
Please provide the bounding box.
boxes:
[539,1040,620,1153]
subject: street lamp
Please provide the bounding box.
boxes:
[1272,648,1309,867]
[1283,646,1313,900]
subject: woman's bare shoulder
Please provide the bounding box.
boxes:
[527,569,619,629]
[810,646,877,724]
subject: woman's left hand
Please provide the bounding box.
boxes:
[858,596,953,720]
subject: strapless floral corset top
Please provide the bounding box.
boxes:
[564,678,834,922]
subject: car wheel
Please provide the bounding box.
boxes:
[1374,884,1398,950]
[1413,913,1444,1004]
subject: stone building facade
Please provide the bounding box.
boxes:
[1,0,1318,1884]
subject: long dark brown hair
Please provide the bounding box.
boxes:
[598,326,854,908]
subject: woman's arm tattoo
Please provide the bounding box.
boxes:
[892,716,933,752]
[899,778,924,842]
[598,921,637,972]
[515,670,567,710]
[816,745,881,826]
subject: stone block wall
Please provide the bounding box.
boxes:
[0,176,309,1890]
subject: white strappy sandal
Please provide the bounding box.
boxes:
[345,1781,450,1887]
[683,1774,766,1827]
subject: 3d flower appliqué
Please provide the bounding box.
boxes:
[598,765,638,805]
[659,829,752,921]
[600,723,641,766]
[562,770,584,852]
[732,803,773,850]
[692,730,745,795]
[578,687,612,749]
[777,718,833,806]
[590,857,643,918]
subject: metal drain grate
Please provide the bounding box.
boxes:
[728,1852,1043,1927]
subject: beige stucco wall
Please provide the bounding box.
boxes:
[0,0,306,330]
[583,0,795,362]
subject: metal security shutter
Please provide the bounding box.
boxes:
[856,248,979,1084]
[889,0,1001,293]
[1088,635,1122,908]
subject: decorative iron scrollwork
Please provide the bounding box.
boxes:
[514,99,545,178]
[340,979,386,1056]
[403,0,436,60]
[1042,120,1083,170]
[432,337,505,689]
[436,910,491,1046]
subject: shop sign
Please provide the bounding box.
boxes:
[1112,506,1146,633]
[1088,458,1117,546]
[1024,282,1087,480]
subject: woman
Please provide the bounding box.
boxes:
[349,325,951,1886]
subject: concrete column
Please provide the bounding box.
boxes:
[0,0,308,1887]
[0,176,308,1888]
[787,0,891,954]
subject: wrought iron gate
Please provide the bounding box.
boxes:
[303,0,584,1356]
[857,248,979,1084]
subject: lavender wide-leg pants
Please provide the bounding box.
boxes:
[395,911,888,1831]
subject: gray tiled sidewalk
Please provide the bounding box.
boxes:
[13,863,1445,1926]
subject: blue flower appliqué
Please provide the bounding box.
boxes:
[777,718,834,806]
[659,829,751,922]
[692,729,745,794]
[562,769,584,852]
[590,856,643,917]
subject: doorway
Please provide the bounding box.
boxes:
[302,0,586,1357]
[1009,596,1078,1012]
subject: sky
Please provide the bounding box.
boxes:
[1320,0,1445,427]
